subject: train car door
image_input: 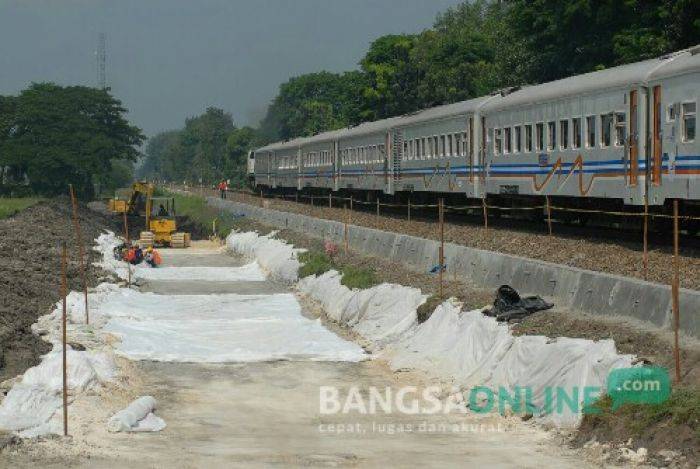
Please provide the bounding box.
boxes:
[628,90,639,186]
[468,117,474,183]
[333,140,339,191]
[270,151,277,188]
[651,85,662,186]
[390,129,403,194]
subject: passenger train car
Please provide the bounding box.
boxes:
[251,46,699,217]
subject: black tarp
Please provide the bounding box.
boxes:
[482,285,553,322]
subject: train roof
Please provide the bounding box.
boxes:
[255,96,492,152]
[484,46,700,112]
[255,45,700,153]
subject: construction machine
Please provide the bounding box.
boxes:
[108,182,190,248]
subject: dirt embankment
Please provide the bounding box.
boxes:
[0,199,119,384]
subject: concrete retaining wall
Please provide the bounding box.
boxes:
[208,197,700,339]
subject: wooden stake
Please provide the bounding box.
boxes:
[350,195,353,211]
[122,210,130,244]
[408,197,411,222]
[344,205,349,255]
[439,198,445,298]
[329,193,332,208]
[545,195,553,236]
[122,210,131,286]
[643,196,649,280]
[482,197,488,230]
[68,185,89,324]
[672,199,681,383]
[61,242,68,437]
[376,197,380,217]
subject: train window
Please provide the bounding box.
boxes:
[461,132,468,156]
[494,128,503,154]
[560,120,569,149]
[454,133,461,156]
[682,102,696,142]
[615,113,626,146]
[514,126,522,153]
[504,127,512,154]
[433,136,439,158]
[525,125,533,152]
[439,135,445,157]
[447,135,453,156]
[572,118,582,148]
[535,123,544,151]
[547,122,556,150]
[601,113,613,147]
[586,116,596,148]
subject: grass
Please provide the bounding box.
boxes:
[339,264,378,290]
[169,191,244,238]
[297,249,378,289]
[582,386,700,440]
[298,251,335,278]
[416,294,450,323]
[0,197,43,219]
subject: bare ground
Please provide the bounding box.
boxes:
[0,199,120,384]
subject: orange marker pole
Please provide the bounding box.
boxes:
[61,242,68,437]
[672,200,681,383]
[69,185,89,324]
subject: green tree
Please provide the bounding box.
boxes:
[258,71,364,142]
[359,34,419,120]
[0,83,143,198]
[225,126,256,187]
[181,107,235,184]
[505,0,700,83]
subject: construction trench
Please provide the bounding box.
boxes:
[0,198,698,467]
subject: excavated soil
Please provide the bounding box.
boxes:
[0,199,119,384]
[221,190,700,290]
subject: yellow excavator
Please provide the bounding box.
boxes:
[107,182,190,248]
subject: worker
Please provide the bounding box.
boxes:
[134,245,144,264]
[218,180,227,199]
[145,246,162,268]
[158,204,168,216]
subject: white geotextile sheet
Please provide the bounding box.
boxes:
[95,289,366,363]
[107,396,166,433]
[131,263,266,282]
[226,231,302,284]
[95,231,267,282]
[0,347,116,435]
[297,271,426,346]
[385,301,635,427]
[228,229,637,427]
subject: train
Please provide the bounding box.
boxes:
[250,46,699,227]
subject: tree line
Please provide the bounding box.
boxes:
[0,83,144,199]
[140,0,699,186]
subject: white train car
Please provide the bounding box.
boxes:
[253,46,699,216]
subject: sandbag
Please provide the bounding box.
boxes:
[107,396,166,433]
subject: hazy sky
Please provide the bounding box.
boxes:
[0,0,463,136]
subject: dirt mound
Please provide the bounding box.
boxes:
[0,198,119,383]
